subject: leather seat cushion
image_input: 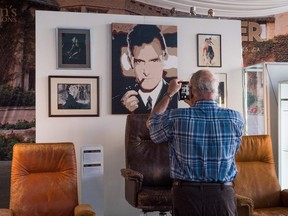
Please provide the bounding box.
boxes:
[137,186,172,212]
[253,207,288,216]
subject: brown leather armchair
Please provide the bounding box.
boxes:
[0,143,96,216]
[121,114,173,215]
[234,135,288,216]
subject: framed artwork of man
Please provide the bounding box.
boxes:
[56,28,91,69]
[49,76,99,117]
[111,23,178,114]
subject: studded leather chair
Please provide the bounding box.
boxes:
[121,114,172,215]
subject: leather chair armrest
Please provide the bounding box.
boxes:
[121,168,144,182]
[281,189,288,207]
[74,204,96,216]
[121,168,144,207]
[236,194,254,216]
[0,209,13,216]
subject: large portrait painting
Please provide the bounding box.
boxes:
[112,23,178,114]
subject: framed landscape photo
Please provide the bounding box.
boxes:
[197,34,221,67]
[215,73,227,107]
[49,76,99,117]
[56,28,91,69]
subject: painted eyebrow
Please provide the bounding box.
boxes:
[149,57,160,62]
[133,58,145,62]
[133,56,161,63]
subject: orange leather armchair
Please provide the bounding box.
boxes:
[234,135,288,216]
[0,143,96,216]
[121,114,173,215]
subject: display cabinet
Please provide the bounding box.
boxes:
[278,81,288,189]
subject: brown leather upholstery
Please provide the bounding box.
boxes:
[121,115,288,215]
[234,135,288,216]
[0,143,96,216]
[121,114,173,213]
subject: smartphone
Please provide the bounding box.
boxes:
[178,81,190,100]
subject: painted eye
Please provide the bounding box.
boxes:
[134,59,141,64]
[151,58,160,63]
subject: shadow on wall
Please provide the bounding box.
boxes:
[0,161,11,208]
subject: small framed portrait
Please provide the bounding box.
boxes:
[56,28,91,69]
[197,34,221,67]
[48,76,99,117]
[215,73,227,107]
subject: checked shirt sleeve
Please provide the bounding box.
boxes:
[148,111,172,144]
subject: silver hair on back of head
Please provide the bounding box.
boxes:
[190,70,219,99]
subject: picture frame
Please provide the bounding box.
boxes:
[56,28,91,69]
[197,34,222,67]
[215,73,227,107]
[48,76,99,117]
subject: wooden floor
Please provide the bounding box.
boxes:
[0,161,11,208]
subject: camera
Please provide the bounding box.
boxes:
[178,81,190,100]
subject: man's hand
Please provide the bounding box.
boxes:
[121,90,139,112]
[148,79,182,118]
[147,79,183,128]
[167,79,182,96]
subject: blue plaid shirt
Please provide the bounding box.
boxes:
[148,100,244,182]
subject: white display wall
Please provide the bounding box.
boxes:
[36,11,243,216]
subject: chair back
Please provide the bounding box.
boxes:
[10,143,78,216]
[125,114,172,186]
[234,135,281,209]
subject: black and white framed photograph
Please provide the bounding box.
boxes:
[49,76,99,117]
[197,34,222,67]
[215,73,227,107]
[56,28,91,69]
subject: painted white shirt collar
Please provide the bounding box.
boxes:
[138,79,164,109]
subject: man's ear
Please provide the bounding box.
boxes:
[189,88,193,99]
[162,51,168,61]
[128,55,134,69]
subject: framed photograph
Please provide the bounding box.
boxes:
[56,28,91,69]
[49,76,99,117]
[215,73,227,107]
[197,34,221,67]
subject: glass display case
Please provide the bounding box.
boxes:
[244,62,288,188]
[243,63,269,135]
[278,81,288,189]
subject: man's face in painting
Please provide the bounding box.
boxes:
[131,38,164,92]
